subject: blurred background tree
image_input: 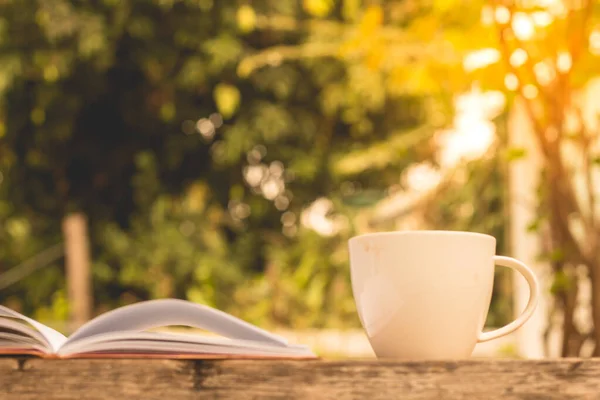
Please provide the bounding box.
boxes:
[472,0,600,357]
[0,0,510,335]
[242,0,600,357]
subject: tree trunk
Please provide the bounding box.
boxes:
[589,267,600,356]
[557,267,579,356]
[62,213,92,330]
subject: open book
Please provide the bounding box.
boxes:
[0,299,316,359]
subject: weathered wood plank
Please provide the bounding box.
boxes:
[0,358,599,399]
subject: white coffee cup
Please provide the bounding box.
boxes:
[348,230,539,359]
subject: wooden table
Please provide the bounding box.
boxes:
[1,357,599,399]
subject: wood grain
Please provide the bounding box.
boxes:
[0,358,599,399]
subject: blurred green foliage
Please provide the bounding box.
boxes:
[0,0,509,330]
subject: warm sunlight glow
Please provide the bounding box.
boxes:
[402,163,442,193]
[494,6,511,24]
[481,6,495,25]
[244,164,267,187]
[557,51,572,72]
[463,48,501,71]
[437,123,495,168]
[542,0,567,17]
[301,198,347,237]
[510,48,528,67]
[523,84,539,99]
[534,61,554,85]
[261,177,284,200]
[512,13,535,40]
[590,30,600,55]
[532,11,553,27]
[435,88,504,168]
[196,118,215,139]
[504,73,519,91]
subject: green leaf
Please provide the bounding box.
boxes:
[236,5,256,33]
[550,269,572,295]
[303,0,334,18]
[214,83,241,119]
[505,147,528,161]
[526,218,541,233]
[549,248,565,263]
[342,0,361,21]
[160,102,176,122]
[176,57,207,88]
[202,35,243,72]
[342,190,387,207]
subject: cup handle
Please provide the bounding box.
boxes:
[477,256,540,343]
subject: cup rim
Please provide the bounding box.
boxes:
[348,230,495,244]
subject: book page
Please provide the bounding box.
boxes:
[0,306,66,352]
[58,330,312,356]
[0,318,50,347]
[0,331,41,346]
[65,299,288,347]
[0,331,49,353]
[61,340,314,358]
